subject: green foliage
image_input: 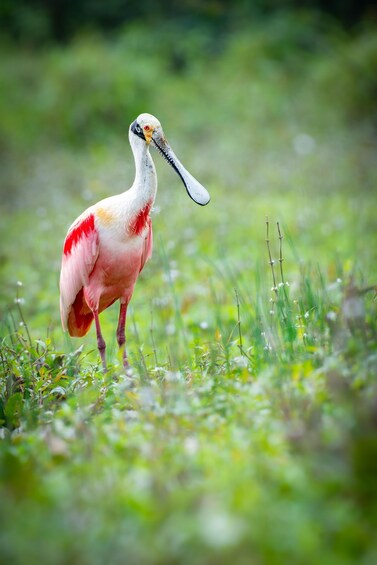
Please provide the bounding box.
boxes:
[0,331,86,428]
[1,15,377,565]
[311,27,377,124]
[0,0,374,44]
[1,16,377,153]
[0,258,376,563]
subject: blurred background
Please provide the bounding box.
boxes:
[0,0,377,334]
[1,3,377,564]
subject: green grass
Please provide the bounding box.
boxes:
[1,15,377,564]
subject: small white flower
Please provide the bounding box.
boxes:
[199,507,244,548]
[184,436,199,455]
[200,321,209,330]
[233,356,248,368]
[336,278,342,284]
[165,371,182,382]
[271,286,278,292]
[285,281,290,287]
[327,311,337,322]
[150,366,165,373]
[16,281,23,287]
[153,296,170,307]
[125,367,135,378]
[162,269,180,283]
[304,311,310,319]
[269,310,274,315]
[165,323,175,336]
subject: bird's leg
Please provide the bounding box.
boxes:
[93,310,107,372]
[116,301,129,369]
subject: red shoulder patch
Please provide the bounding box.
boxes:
[129,201,152,236]
[63,213,95,256]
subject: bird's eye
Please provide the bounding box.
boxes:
[144,125,151,132]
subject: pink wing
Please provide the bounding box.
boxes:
[139,217,153,273]
[59,211,99,332]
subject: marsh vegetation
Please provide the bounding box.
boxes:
[1,9,377,564]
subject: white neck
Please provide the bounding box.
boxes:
[128,131,157,205]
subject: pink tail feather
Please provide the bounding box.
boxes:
[67,288,94,337]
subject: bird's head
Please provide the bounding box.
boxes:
[131,113,161,145]
[130,113,210,206]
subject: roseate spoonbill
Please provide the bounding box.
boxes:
[60,113,210,371]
